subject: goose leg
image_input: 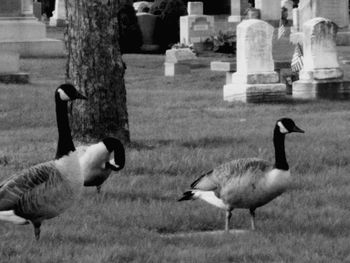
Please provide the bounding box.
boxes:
[32,222,41,241]
[225,210,232,232]
[249,208,256,231]
[96,185,102,194]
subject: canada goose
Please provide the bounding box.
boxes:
[0,84,87,240]
[78,137,125,193]
[178,118,304,232]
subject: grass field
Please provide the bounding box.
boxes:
[1,53,350,263]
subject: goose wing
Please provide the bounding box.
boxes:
[0,161,57,211]
[191,158,272,192]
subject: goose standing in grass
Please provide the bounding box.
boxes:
[178,118,304,232]
[0,84,87,240]
[78,137,125,193]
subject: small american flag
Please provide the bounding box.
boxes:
[277,22,286,39]
[291,43,304,73]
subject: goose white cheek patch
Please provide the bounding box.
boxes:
[57,88,70,101]
[109,159,119,167]
[277,121,288,134]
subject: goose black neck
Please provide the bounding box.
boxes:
[273,126,289,170]
[55,93,75,159]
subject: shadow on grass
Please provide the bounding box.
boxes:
[259,210,350,238]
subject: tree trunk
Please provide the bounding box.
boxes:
[65,0,130,143]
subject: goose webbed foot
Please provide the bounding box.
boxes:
[249,208,256,231]
[225,210,232,232]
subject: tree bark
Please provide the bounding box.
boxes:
[65,0,130,143]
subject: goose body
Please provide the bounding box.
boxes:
[0,152,83,224]
[78,138,125,193]
[0,84,87,240]
[179,118,304,231]
[189,158,292,209]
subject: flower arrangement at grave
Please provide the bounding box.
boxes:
[206,31,236,54]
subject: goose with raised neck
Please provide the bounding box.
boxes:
[55,89,75,159]
[178,118,304,232]
[0,83,87,240]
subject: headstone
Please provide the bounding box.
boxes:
[292,0,350,45]
[0,0,22,17]
[165,48,196,63]
[228,0,250,22]
[301,18,341,79]
[33,1,42,21]
[137,13,160,52]
[292,18,350,99]
[210,61,236,72]
[211,61,236,85]
[49,0,66,27]
[255,0,281,26]
[0,0,64,57]
[224,19,286,102]
[164,48,196,76]
[180,2,214,49]
[187,2,203,15]
[0,51,29,83]
[299,0,349,29]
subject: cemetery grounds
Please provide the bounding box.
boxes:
[1,32,350,263]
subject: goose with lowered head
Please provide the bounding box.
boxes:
[178,118,304,232]
[78,137,125,193]
[0,84,87,240]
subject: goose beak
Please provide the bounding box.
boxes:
[292,125,304,133]
[76,92,88,100]
[105,162,120,171]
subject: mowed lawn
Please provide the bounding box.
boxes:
[1,53,350,263]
